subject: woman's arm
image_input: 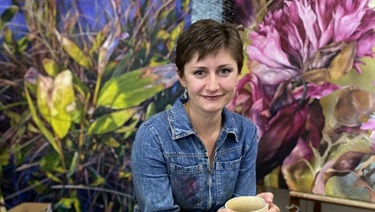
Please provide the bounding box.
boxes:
[131,123,179,212]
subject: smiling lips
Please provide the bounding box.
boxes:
[201,94,224,100]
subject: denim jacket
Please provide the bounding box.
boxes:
[131,96,258,212]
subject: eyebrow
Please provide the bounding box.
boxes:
[218,64,234,68]
[190,64,234,69]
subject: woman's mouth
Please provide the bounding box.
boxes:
[202,95,223,100]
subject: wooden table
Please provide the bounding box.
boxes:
[289,191,375,212]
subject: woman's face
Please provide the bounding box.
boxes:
[179,48,239,114]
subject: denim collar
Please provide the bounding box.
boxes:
[168,96,239,142]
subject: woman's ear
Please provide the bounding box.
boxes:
[178,70,186,87]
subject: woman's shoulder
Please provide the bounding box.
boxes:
[140,110,169,129]
[226,109,256,129]
[140,97,183,128]
[134,110,171,144]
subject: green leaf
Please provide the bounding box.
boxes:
[164,104,172,110]
[43,58,59,77]
[72,73,89,97]
[65,138,74,150]
[118,171,131,179]
[97,68,164,109]
[149,54,169,67]
[182,0,190,11]
[51,70,75,139]
[157,5,172,21]
[0,5,19,28]
[102,60,119,79]
[156,30,169,40]
[15,36,30,54]
[329,135,373,160]
[168,22,184,52]
[90,176,105,186]
[13,143,24,166]
[67,151,79,177]
[2,26,13,45]
[40,152,61,172]
[57,198,75,209]
[25,79,37,96]
[3,110,22,123]
[113,84,163,108]
[87,109,135,135]
[46,171,63,183]
[0,149,10,166]
[116,116,139,139]
[142,39,151,56]
[59,35,92,70]
[25,84,63,157]
[28,180,46,194]
[104,137,120,147]
[110,49,134,78]
[69,102,83,124]
[73,197,81,212]
[90,24,110,56]
[36,75,53,123]
[145,101,157,120]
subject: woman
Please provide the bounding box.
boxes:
[131,19,280,212]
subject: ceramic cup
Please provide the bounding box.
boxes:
[225,196,268,212]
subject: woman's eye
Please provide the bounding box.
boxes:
[193,70,205,76]
[219,68,232,75]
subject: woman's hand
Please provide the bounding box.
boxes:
[218,193,280,212]
[257,192,280,212]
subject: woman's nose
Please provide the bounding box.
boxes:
[206,75,219,91]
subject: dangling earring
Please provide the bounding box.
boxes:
[183,87,188,99]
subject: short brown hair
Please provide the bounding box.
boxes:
[175,19,244,77]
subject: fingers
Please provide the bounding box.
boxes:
[256,192,274,203]
[256,192,279,212]
[268,202,280,212]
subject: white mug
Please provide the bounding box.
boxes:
[225,196,268,212]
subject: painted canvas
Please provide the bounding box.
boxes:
[0,0,190,211]
[229,0,375,203]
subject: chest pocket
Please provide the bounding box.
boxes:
[216,157,242,170]
[169,163,205,209]
[215,157,242,204]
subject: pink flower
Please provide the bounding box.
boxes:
[256,102,309,178]
[229,0,375,180]
[361,116,375,141]
[248,0,375,75]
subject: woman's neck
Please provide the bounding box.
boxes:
[184,102,222,166]
[183,102,222,136]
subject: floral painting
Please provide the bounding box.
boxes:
[229,0,375,203]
